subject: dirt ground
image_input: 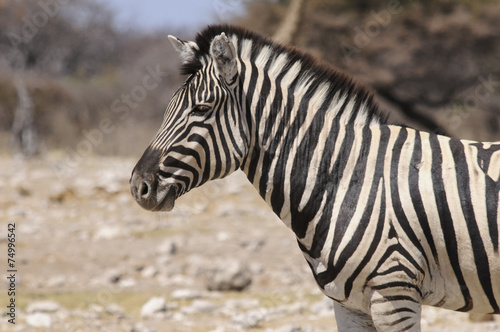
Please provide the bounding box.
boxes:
[0,154,499,332]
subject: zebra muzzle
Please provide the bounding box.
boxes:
[152,184,178,212]
[130,170,178,212]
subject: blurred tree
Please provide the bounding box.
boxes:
[239,0,500,141]
[0,0,124,77]
[272,0,304,45]
[0,0,123,156]
[11,74,38,157]
[0,0,179,155]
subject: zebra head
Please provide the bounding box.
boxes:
[130,30,249,212]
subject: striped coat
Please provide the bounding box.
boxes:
[130,25,500,331]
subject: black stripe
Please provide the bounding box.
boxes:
[270,78,320,216]
[409,131,439,263]
[429,134,473,311]
[252,74,271,135]
[472,142,500,253]
[366,243,425,284]
[450,139,499,313]
[197,69,206,102]
[485,176,499,253]
[374,264,417,281]
[206,64,216,102]
[371,295,419,304]
[316,126,389,287]
[186,132,212,184]
[313,123,356,259]
[246,61,266,183]
[384,316,412,327]
[261,64,289,148]
[344,176,387,298]
[384,307,416,315]
[257,59,301,196]
[316,126,372,273]
[288,91,339,237]
[167,146,202,169]
[399,323,416,332]
[214,104,232,178]
[161,156,199,189]
[305,118,341,259]
[159,171,191,193]
[224,90,244,159]
[390,128,431,272]
[237,59,253,166]
[253,55,273,124]
[371,281,422,297]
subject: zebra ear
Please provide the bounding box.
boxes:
[210,32,237,84]
[168,35,198,64]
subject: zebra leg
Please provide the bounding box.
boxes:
[333,301,377,332]
[369,290,422,332]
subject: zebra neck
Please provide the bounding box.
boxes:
[239,56,378,235]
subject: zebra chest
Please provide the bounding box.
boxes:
[303,253,349,301]
[303,253,378,313]
[297,206,430,312]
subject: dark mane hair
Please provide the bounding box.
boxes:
[180,24,386,123]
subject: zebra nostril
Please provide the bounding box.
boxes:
[139,181,150,198]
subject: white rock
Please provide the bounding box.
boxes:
[276,301,306,315]
[216,231,230,242]
[171,289,201,300]
[186,254,208,277]
[167,274,196,287]
[141,266,158,278]
[46,275,66,288]
[170,312,186,321]
[105,303,125,316]
[209,327,226,332]
[26,313,52,328]
[96,171,124,194]
[140,297,167,318]
[205,259,252,291]
[119,277,136,288]
[93,226,126,240]
[181,300,216,315]
[26,300,60,313]
[89,304,104,314]
[130,322,156,332]
[224,298,260,311]
[232,309,267,328]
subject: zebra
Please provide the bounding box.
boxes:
[130,25,500,331]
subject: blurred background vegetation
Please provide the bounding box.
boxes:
[1,0,499,159]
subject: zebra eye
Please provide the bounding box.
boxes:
[191,104,211,116]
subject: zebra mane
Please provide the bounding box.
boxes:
[181,24,385,124]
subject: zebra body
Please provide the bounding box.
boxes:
[130,25,500,331]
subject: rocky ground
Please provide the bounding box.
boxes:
[0,154,499,332]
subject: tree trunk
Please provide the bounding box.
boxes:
[10,76,39,158]
[272,0,304,45]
